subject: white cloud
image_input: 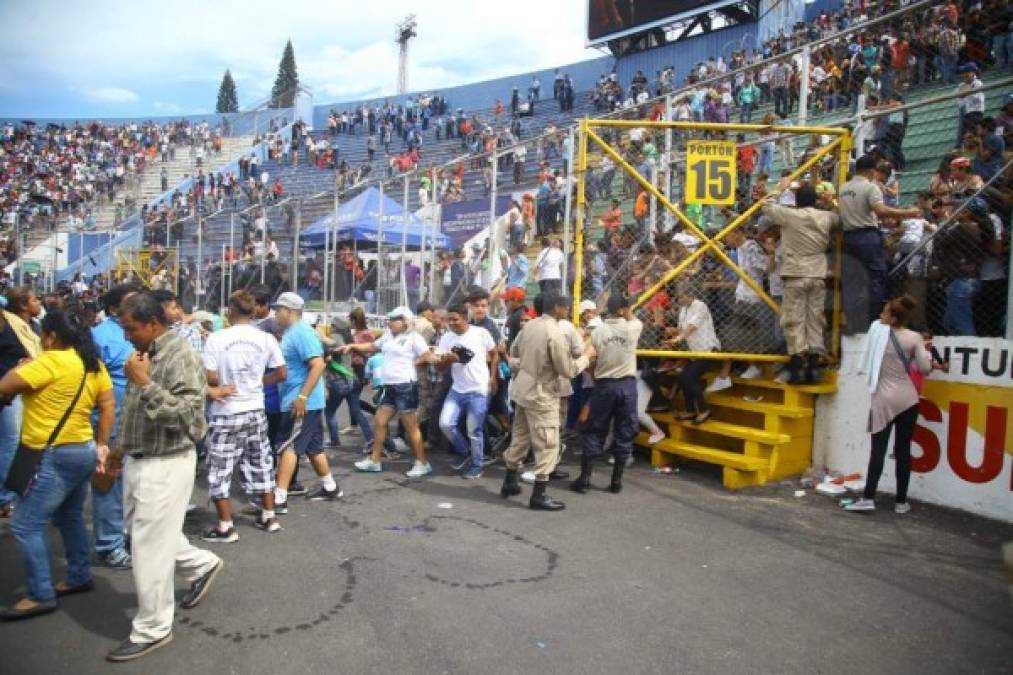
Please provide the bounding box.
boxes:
[83,87,140,104]
[0,0,598,115]
[153,100,183,113]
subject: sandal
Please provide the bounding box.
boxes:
[0,597,58,621]
[692,410,712,425]
[55,580,95,598]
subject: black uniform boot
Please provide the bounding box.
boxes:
[786,354,804,384]
[529,481,566,511]
[500,468,522,498]
[569,453,592,494]
[804,352,821,385]
[608,459,625,494]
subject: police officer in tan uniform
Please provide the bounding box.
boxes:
[570,293,643,495]
[500,293,594,511]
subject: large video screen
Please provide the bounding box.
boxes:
[587,0,738,44]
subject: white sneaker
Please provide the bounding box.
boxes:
[740,365,762,380]
[405,461,433,478]
[354,459,383,473]
[894,502,911,514]
[647,430,666,445]
[844,498,875,512]
[520,470,536,484]
[774,369,792,383]
[705,376,732,393]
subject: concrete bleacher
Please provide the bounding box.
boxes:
[178,92,601,270]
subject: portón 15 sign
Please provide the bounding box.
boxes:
[685,140,736,206]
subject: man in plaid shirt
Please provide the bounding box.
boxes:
[201,291,287,542]
[935,18,963,85]
[107,291,221,663]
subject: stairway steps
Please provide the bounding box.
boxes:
[639,435,768,472]
[705,392,813,418]
[652,412,791,445]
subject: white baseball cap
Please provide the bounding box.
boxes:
[578,300,598,314]
[271,292,305,311]
[387,306,414,321]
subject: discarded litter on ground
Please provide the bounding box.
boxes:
[816,481,847,497]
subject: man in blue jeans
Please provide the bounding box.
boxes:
[838,155,920,335]
[90,283,141,569]
[436,304,496,479]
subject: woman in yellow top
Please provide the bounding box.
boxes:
[0,306,115,621]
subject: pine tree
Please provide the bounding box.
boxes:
[270,40,299,109]
[215,70,239,113]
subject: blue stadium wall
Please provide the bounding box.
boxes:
[311,22,757,126]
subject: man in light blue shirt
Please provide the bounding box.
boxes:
[90,283,141,570]
[271,293,340,512]
[501,244,530,291]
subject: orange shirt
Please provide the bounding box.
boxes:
[634,192,649,217]
[521,199,535,225]
[602,206,622,230]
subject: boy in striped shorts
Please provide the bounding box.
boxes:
[201,291,288,542]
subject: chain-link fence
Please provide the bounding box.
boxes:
[575,117,849,361]
[885,158,1012,339]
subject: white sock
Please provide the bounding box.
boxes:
[321,474,337,492]
[218,520,233,532]
[274,487,287,502]
[262,510,275,520]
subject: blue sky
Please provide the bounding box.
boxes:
[0,0,599,119]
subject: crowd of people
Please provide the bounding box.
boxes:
[1,0,1012,665]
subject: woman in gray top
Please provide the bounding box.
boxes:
[847,296,934,514]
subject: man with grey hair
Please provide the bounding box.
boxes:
[107,291,221,663]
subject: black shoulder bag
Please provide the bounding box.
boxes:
[4,372,87,499]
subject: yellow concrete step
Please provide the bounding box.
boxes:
[653,413,791,445]
[705,393,813,418]
[642,435,768,472]
[728,373,838,395]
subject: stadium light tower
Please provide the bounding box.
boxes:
[395,14,417,95]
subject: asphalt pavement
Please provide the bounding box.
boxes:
[1,439,1011,675]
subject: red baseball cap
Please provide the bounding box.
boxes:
[500,287,526,302]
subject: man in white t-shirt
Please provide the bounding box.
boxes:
[201,291,287,541]
[534,237,564,293]
[436,303,497,479]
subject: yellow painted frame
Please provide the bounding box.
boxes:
[573,118,850,362]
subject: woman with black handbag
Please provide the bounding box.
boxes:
[0,306,115,620]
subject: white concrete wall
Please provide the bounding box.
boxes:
[816,335,1012,522]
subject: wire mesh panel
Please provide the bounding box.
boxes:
[885,167,1012,339]
[576,119,849,361]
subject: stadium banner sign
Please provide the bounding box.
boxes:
[817,336,1013,522]
[685,140,737,206]
[440,196,510,248]
[586,0,742,46]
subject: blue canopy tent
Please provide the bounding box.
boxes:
[300,187,449,249]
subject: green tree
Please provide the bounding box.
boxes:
[215,69,239,113]
[270,39,299,108]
